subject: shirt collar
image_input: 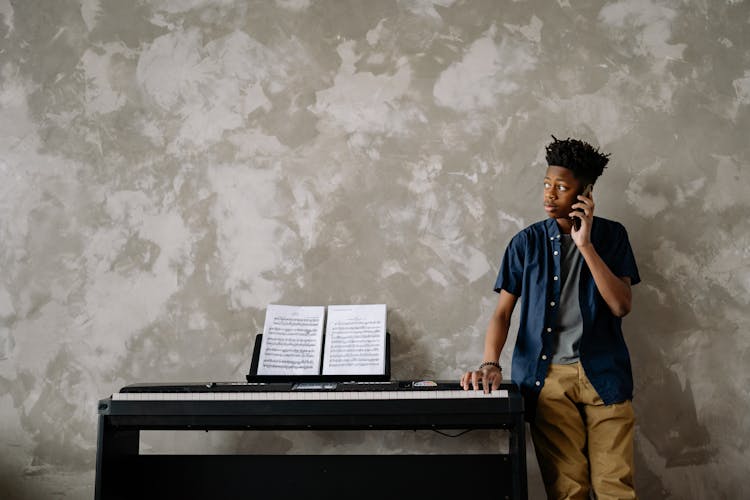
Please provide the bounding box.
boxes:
[544,217,561,240]
[543,216,598,240]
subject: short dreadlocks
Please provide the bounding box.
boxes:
[545,135,610,185]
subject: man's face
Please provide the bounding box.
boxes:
[543,165,583,221]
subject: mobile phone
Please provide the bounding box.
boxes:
[572,184,593,230]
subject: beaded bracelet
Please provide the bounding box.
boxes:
[478,361,501,370]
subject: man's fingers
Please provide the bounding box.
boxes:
[462,367,502,392]
[492,374,501,392]
[471,371,480,391]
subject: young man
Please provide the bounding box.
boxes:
[461,137,640,499]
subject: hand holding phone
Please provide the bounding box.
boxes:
[572,184,593,231]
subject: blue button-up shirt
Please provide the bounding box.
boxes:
[494,216,640,419]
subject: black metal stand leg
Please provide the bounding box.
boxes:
[509,415,528,500]
[95,413,139,500]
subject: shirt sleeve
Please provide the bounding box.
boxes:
[494,231,526,296]
[611,224,641,285]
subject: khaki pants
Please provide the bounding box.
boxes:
[531,363,636,500]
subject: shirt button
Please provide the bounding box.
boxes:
[550,236,554,240]
[550,301,556,307]
[553,276,559,281]
[556,235,560,239]
[546,327,552,332]
[542,355,548,360]
[554,251,559,256]
[535,381,541,386]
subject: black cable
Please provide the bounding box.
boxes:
[431,429,473,438]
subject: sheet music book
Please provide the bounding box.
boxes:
[322,304,387,375]
[257,305,326,376]
[256,304,387,376]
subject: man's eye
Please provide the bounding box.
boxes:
[557,185,567,191]
[544,182,551,189]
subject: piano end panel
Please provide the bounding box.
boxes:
[95,412,140,500]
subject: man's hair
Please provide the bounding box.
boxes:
[545,135,610,185]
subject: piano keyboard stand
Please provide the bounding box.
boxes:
[95,381,527,500]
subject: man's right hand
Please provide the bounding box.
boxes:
[460,364,502,394]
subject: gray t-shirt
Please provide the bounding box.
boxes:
[551,234,584,364]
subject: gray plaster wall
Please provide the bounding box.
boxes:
[1,1,748,498]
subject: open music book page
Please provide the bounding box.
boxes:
[322,304,387,376]
[257,304,326,376]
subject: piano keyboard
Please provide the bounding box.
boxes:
[112,390,508,401]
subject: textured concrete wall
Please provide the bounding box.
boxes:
[1,1,748,498]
